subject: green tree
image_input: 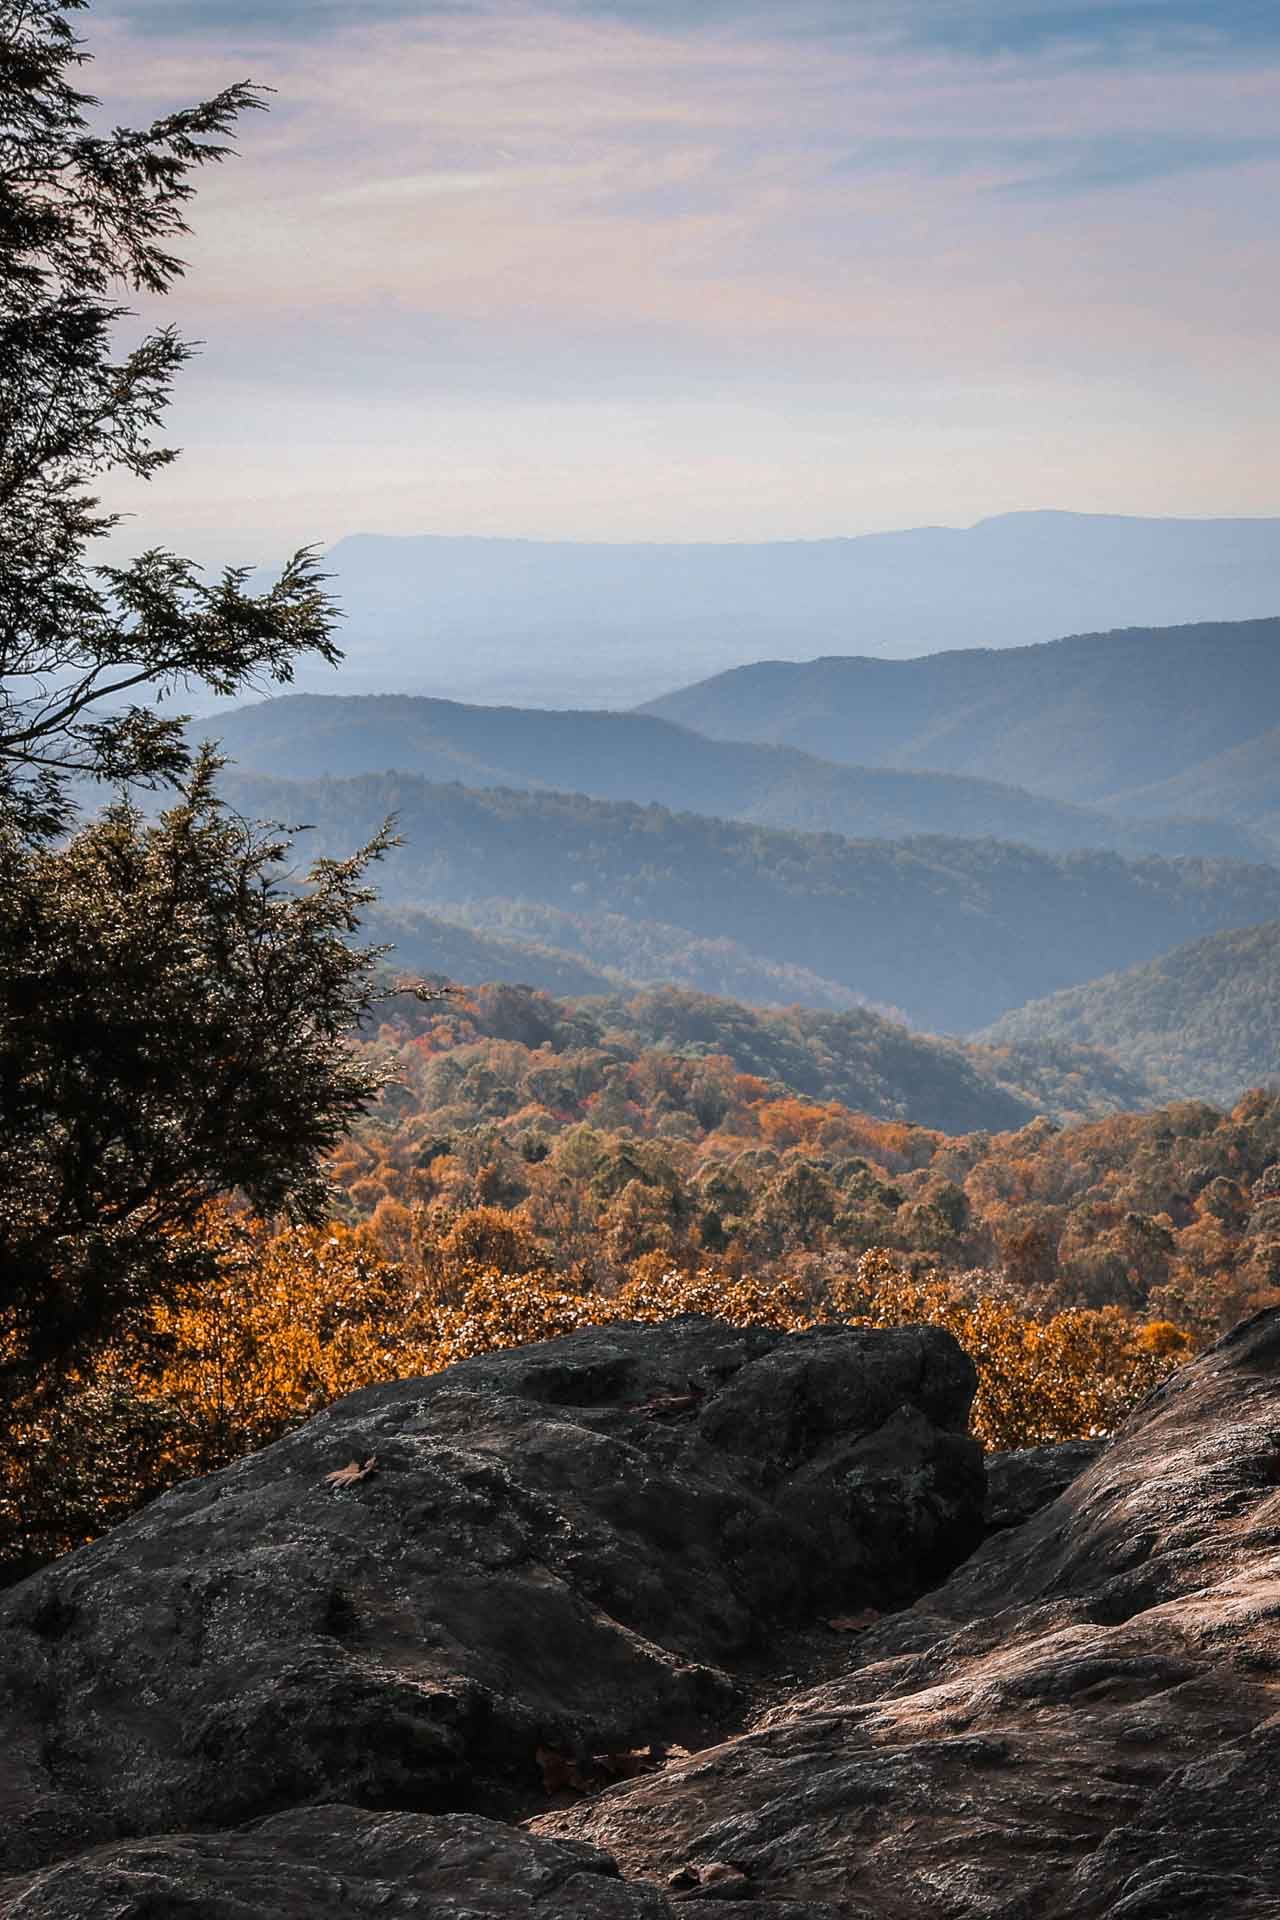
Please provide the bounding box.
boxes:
[0,1,402,1399]
[1,0,339,838]
[0,760,393,1389]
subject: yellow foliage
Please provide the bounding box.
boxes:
[608,1263,809,1332]
[827,1249,1189,1448]
[3,1215,1197,1579]
[146,1207,431,1461]
[431,1207,547,1283]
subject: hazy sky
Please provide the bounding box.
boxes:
[89,0,1280,564]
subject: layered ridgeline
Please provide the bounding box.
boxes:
[242,513,1280,707]
[215,767,1280,1033]
[643,615,1280,845]
[985,921,1280,1106]
[203,694,1258,862]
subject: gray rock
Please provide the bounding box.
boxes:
[0,1317,982,1876]
[0,1808,668,1919]
[983,1438,1108,1530]
[534,1308,1280,1918]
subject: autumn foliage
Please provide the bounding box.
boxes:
[7,978,1275,1582]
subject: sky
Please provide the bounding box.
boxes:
[87,0,1280,565]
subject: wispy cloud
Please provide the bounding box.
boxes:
[86,0,1280,551]
[113,0,1280,62]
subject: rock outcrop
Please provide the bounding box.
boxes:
[0,1317,982,1886]
[0,1810,675,1920]
[537,1309,1280,1917]
[983,1437,1107,1531]
[5,1309,1280,1918]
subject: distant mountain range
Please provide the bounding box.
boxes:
[984,921,1280,1107]
[643,615,1280,843]
[203,693,1260,863]
[232,512,1280,708]
[192,606,1280,1107]
[214,767,1280,1033]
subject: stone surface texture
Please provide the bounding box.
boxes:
[5,1310,1280,1917]
[983,1437,1107,1530]
[536,1309,1280,1918]
[0,1317,981,1898]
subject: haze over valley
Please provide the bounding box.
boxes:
[202,607,1280,1101]
[251,514,1280,708]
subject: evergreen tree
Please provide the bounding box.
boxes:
[0,0,402,1395]
[0,0,339,837]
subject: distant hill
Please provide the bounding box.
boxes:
[370,902,880,1015]
[374,981,1154,1135]
[567,988,1153,1131]
[215,768,1280,1032]
[642,615,1280,813]
[223,512,1280,708]
[1107,729,1280,856]
[361,907,620,1000]
[984,922,1280,1106]
[204,694,1258,862]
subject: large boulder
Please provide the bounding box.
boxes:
[535,1308,1280,1918]
[0,1317,982,1877]
[0,1810,670,1920]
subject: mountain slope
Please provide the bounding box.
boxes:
[984,921,1280,1105]
[1107,727,1280,854]
[244,511,1280,707]
[641,615,1280,809]
[370,903,880,1015]
[203,693,1258,861]
[216,768,1280,1031]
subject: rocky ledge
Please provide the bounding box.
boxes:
[2,1309,1278,1917]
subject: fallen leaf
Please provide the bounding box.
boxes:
[535,1745,592,1794]
[827,1608,881,1633]
[323,1456,377,1489]
[672,1861,752,1901]
[597,1744,662,1780]
[627,1391,702,1417]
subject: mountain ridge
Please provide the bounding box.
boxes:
[641,614,1280,820]
[201,692,1262,863]
[213,765,1280,1032]
[236,513,1280,707]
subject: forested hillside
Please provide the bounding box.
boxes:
[357,981,1152,1134]
[1109,727,1280,855]
[986,922,1280,1105]
[331,983,1280,1345]
[368,903,882,1013]
[218,767,1280,1031]
[204,694,1256,860]
[642,616,1280,812]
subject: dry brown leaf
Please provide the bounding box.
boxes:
[597,1744,662,1781]
[672,1861,751,1901]
[323,1455,377,1489]
[826,1608,881,1633]
[535,1745,592,1794]
[627,1390,702,1418]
